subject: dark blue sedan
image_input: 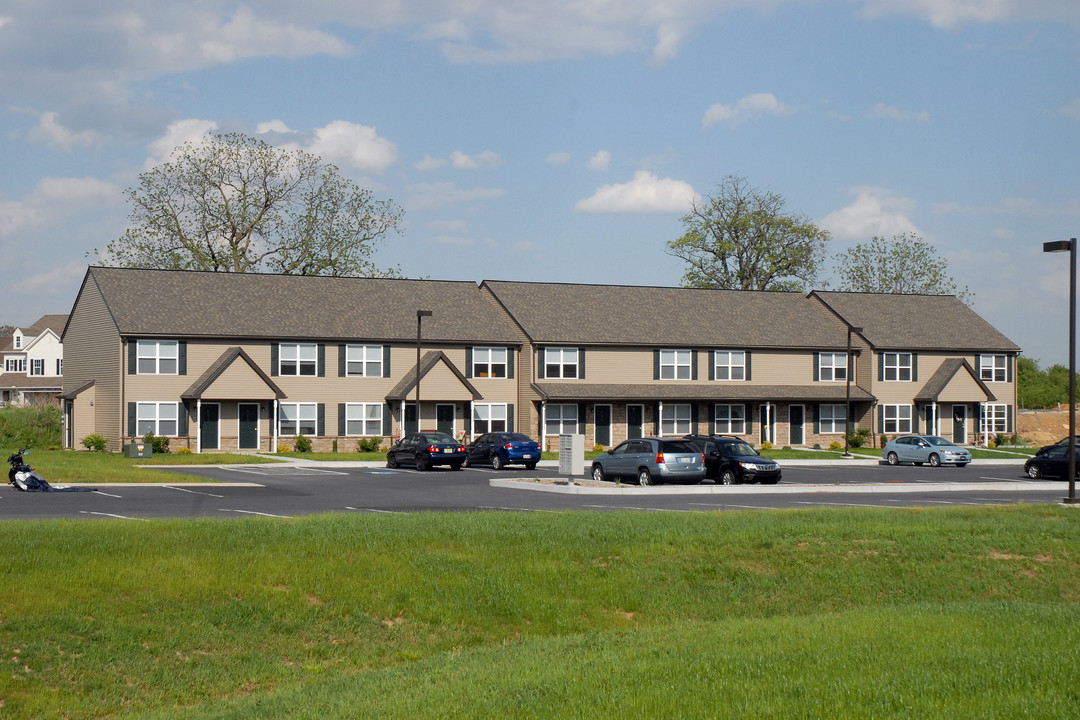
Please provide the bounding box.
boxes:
[463,432,541,470]
[386,432,466,471]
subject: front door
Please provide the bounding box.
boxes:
[200,403,220,452]
[595,405,612,446]
[789,405,804,446]
[627,405,644,440]
[238,403,259,450]
[405,404,418,434]
[436,404,454,435]
[952,405,967,443]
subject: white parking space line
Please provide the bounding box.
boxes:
[345,507,402,514]
[219,509,292,518]
[165,486,224,498]
[79,511,145,520]
[581,504,695,512]
[689,502,776,510]
[91,490,123,498]
[793,501,898,508]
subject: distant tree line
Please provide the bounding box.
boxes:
[1018,357,1080,409]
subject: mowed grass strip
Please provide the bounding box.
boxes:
[1,505,1077,719]
[10,449,281,484]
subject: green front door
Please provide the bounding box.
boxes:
[200,403,220,451]
[239,403,259,450]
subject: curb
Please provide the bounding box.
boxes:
[489,479,1065,495]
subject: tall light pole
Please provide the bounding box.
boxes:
[416,309,432,434]
[1044,239,1076,503]
[843,325,863,458]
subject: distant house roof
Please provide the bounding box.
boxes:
[1,314,68,353]
[0,374,63,392]
[810,291,1020,353]
[69,267,522,345]
[482,281,852,349]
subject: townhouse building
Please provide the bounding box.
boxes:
[0,314,67,406]
[60,267,1020,453]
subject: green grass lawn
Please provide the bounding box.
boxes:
[1,505,1077,719]
[10,449,281,484]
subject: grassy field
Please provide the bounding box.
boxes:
[8,449,281,484]
[1,505,1077,719]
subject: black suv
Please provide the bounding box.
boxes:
[682,435,781,485]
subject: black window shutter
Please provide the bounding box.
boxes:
[464,401,472,435]
[465,347,473,378]
[507,404,515,432]
[178,341,187,375]
[178,402,188,435]
[653,349,660,380]
[814,404,821,434]
[709,405,716,435]
[382,404,392,436]
[128,341,137,374]
[745,351,752,381]
[507,349,515,379]
[691,402,699,434]
[692,351,698,380]
[974,354,982,378]
[578,403,587,434]
[578,347,586,379]
[271,344,279,377]
[383,346,391,378]
[813,352,820,381]
[709,351,715,381]
[911,354,918,382]
[317,344,326,377]
[879,353,885,382]
[1007,355,1014,383]
[744,404,753,435]
[338,403,346,436]
[317,403,325,436]
[879,407,885,434]
[128,402,136,437]
[339,345,346,377]
[537,347,545,379]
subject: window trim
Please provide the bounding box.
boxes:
[472,347,508,379]
[543,347,579,379]
[278,402,318,436]
[659,349,692,381]
[979,354,1008,383]
[279,343,318,377]
[661,403,692,436]
[882,352,913,382]
[818,403,846,434]
[344,402,384,437]
[817,352,848,382]
[344,344,383,378]
[473,403,508,434]
[981,403,1011,433]
[544,403,578,435]
[881,404,913,434]
[137,339,179,375]
[28,358,45,376]
[713,404,746,435]
[713,350,746,381]
[136,401,179,437]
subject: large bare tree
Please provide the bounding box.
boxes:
[97,133,404,276]
[666,175,830,292]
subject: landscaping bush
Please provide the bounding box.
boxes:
[294,434,312,453]
[356,436,382,453]
[847,428,871,448]
[143,432,170,454]
[81,433,108,452]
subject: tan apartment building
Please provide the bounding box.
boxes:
[60,268,1020,453]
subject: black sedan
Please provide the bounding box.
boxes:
[386,432,466,471]
[462,432,541,470]
[1024,445,1079,480]
[683,434,781,485]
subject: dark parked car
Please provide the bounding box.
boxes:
[590,437,705,486]
[683,435,781,485]
[1037,436,1080,455]
[1024,445,1079,479]
[462,432,541,470]
[386,432,466,471]
[882,434,971,467]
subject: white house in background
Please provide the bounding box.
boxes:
[0,314,67,406]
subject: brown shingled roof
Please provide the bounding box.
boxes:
[80,267,522,345]
[532,382,876,402]
[483,281,851,348]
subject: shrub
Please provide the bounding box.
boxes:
[294,435,312,453]
[332,439,338,453]
[356,436,382,453]
[176,447,192,454]
[143,432,170,454]
[761,441,773,451]
[880,434,888,448]
[847,428,871,448]
[828,441,843,451]
[592,443,605,452]
[277,444,291,454]
[81,434,108,452]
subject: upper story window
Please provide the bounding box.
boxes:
[138,340,178,375]
[979,354,1007,382]
[473,347,507,378]
[882,352,913,382]
[280,343,317,376]
[544,347,578,379]
[345,344,383,377]
[817,352,847,381]
[5,358,25,373]
[29,359,44,376]
[56,359,63,375]
[13,335,21,349]
[714,350,746,381]
[659,350,692,380]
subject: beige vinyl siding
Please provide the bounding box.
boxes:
[581,348,651,383]
[201,363,280,400]
[939,373,988,402]
[62,276,122,450]
[739,350,811,385]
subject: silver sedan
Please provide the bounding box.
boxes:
[882,435,971,467]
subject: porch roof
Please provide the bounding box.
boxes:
[913,358,996,403]
[181,347,286,401]
[385,350,482,401]
[531,382,876,403]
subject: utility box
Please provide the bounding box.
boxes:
[126,442,153,458]
[558,433,584,478]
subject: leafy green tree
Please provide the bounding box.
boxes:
[97,133,404,276]
[834,233,972,302]
[1018,355,1080,409]
[666,175,830,291]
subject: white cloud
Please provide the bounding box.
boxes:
[855,0,1016,28]
[819,187,920,240]
[27,111,102,150]
[575,170,698,214]
[450,150,503,169]
[256,119,295,134]
[1059,98,1080,120]
[546,152,571,165]
[405,182,508,209]
[12,260,89,295]
[416,154,448,172]
[586,150,611,171]
[868,102,930,123]
[702,93,796,128]
[305,121,399,173]
[0,177,122,237]
[145,118,219,168]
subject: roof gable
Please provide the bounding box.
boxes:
[182,347,285,401]
[385,350,481,401]
[913,358,996,403]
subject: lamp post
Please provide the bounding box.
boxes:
[843,325,864,458]
[415,309,432,434]
[1043,239,1077,504]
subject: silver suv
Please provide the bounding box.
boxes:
[590,437,705,486]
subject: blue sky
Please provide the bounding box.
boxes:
[2,1,1078,368]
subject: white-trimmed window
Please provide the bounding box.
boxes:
[473,347,507,378]
[981,404,1010,433]
[545,404,578,435]
[346,345,382,377]
[136,402,178,436]
[56,359,63,375]
[979,354,1007,383]
[345,403,383,436]
[660,349,692,380]
[13,335,21,349]
[29,359,44,376]
[819,404,846,434]
[714,351,746,381]
[818,353,847,381]
[280,343,317,376]
[544,348,578,379]
[279,402,317,436]
[661,403,692,435]
[882,404,912,434]
[137,339,178,375]
[883,353,912,382]
[714,404,746,434]
[5,358,24,372]
[473,403,508,434]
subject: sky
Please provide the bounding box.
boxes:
[1,1,1079,367]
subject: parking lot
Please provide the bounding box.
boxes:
[0,459,1071,521]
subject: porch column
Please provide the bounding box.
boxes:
[540,401,546,449]
[931,401,938,436]
[271,399,278,454]
[196,399,202,454]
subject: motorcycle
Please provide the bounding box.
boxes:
[6,448,93,492]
